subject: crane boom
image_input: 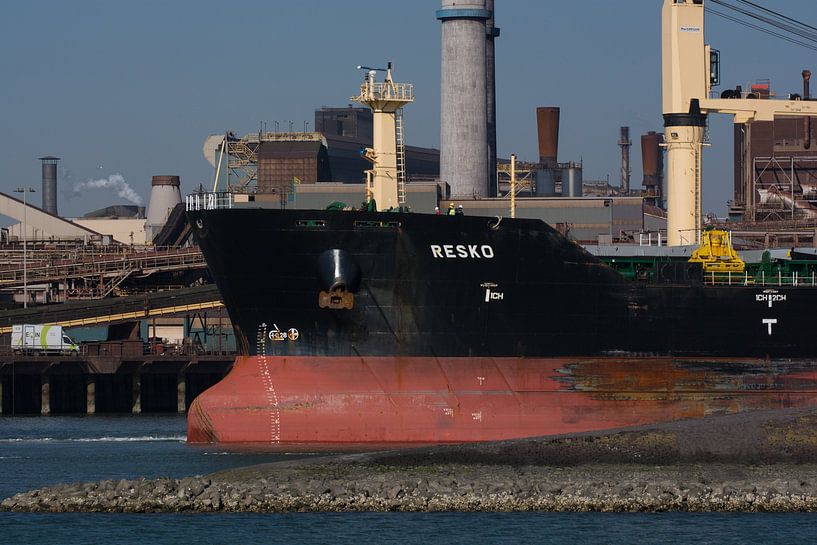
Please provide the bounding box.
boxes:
[662,0,817,246]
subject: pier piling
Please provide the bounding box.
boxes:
[40,375,50,415]
[177,374,186,413]
[86,375,96,415]
[132,375,141,414]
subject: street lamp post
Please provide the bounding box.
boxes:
[14,187,36,308]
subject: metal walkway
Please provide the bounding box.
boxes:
[0,245,207,298]
[0,284,222,334]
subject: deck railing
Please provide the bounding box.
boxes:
[185,192,234,211]
[704,270,817,287]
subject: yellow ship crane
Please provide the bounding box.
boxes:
[688,229,745,274]
[662,0,817,246]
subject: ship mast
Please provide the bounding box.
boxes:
[353,63,414,211]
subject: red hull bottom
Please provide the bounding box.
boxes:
[187,355,817,445]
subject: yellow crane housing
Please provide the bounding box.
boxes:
[688,229,745,273]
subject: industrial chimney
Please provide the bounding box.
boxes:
[536,107,560,167]
[146,175,182,241]
[438,0,489,199]
[535,107,560,197]
[39,156,60,216]
[618,127,631,195]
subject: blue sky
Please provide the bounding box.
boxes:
[1,0,815,217]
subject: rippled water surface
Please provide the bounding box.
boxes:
[1,416,816,544]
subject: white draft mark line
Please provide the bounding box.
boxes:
[257,323,280,444]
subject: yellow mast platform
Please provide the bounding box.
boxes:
[352,63,414,211]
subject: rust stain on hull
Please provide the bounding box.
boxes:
[187,356,817,445]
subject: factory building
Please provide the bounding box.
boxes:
[731,74,817,223]
[72,205,146,245]
[2,165,182,246]
[218,106,440,197]
[257,137,331,192]
[196,2,670,245]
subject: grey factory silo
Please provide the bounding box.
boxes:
[438,0,491,199]
[39,156,60,216]
[146,175,182,240]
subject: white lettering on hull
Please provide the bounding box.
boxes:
[430,244,494,259]
[756,293,787,308]
[268,323,300,342]
[762,318,777,336]
[484,289,504,302]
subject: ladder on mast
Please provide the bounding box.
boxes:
[395,108,407,206]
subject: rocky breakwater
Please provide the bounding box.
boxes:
[5,407,817,513]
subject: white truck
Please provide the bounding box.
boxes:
[11,324,79,354]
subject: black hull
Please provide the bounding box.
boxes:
[186,207,817,445]
[189,208,817,359]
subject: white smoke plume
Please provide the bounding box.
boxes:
[73,174,143,205]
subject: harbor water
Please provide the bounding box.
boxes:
[2,416,816,544]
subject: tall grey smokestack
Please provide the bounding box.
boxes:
[485,0,499,197]
[438,0,489,199]
[39,156,60,216]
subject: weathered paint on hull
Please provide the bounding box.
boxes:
[187,355,817,445]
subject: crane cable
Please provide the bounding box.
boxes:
[705,6,817,53]
[707,0,817,51]
[734,0,817,36]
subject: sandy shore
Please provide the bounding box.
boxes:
[5,407,817,513]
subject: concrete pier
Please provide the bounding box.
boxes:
[0,351,232,416]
